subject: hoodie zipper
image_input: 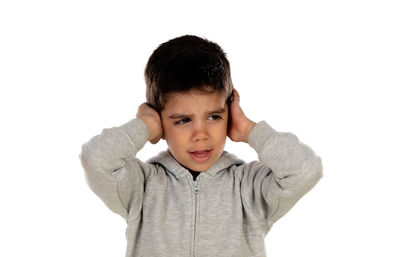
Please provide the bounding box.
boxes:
[193,178,200,257]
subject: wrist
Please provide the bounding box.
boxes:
[138,116,155,142]
[139,115,163,144]
[243,120,256,143]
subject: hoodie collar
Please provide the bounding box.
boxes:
[146,149,245,178]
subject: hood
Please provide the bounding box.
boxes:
[146,149,245,178]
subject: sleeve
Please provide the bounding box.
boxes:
[78,118,152,221]
[240,121,323,229]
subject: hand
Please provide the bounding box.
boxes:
[136,103,164,144]
[227,89,256,143]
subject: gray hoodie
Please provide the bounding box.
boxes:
[79,118,323,257]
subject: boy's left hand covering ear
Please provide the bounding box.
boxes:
[227,89,256,143]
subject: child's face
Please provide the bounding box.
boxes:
[160,89,229,172]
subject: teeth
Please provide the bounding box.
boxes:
[192,151,208,157]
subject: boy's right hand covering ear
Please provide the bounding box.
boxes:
[136,103,164,144]
[227,89,256,143]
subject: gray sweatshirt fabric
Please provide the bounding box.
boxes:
[79,118,323,257]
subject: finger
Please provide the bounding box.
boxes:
[233,89,240,103]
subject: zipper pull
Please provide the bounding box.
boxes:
[193,180,200,194]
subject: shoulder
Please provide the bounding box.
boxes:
[122,155,164,181]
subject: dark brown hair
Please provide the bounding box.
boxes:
[144,35,233,112]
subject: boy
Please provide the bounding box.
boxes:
[79,35,323,257]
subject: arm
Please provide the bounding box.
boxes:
[228,90,323,228]
[78,104,163,221]
[246,121,323,228]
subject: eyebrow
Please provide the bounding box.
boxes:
[168,108,226,119]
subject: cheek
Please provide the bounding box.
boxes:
[164,126,186,146]
[161,119,175,139]
[214,122,228,140]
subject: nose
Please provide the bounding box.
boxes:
[192,121,208,142]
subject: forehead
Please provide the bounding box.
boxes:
[163,90,226,112]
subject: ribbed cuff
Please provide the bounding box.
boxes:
[248,120,277,152]
[120,118,149,150]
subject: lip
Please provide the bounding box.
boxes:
[189,149,212,163]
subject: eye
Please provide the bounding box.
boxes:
[174,117,191,125]
[208,115,222,121]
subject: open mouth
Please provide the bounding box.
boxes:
[189,150,212,163]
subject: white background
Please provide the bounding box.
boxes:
[1,0,399,256]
